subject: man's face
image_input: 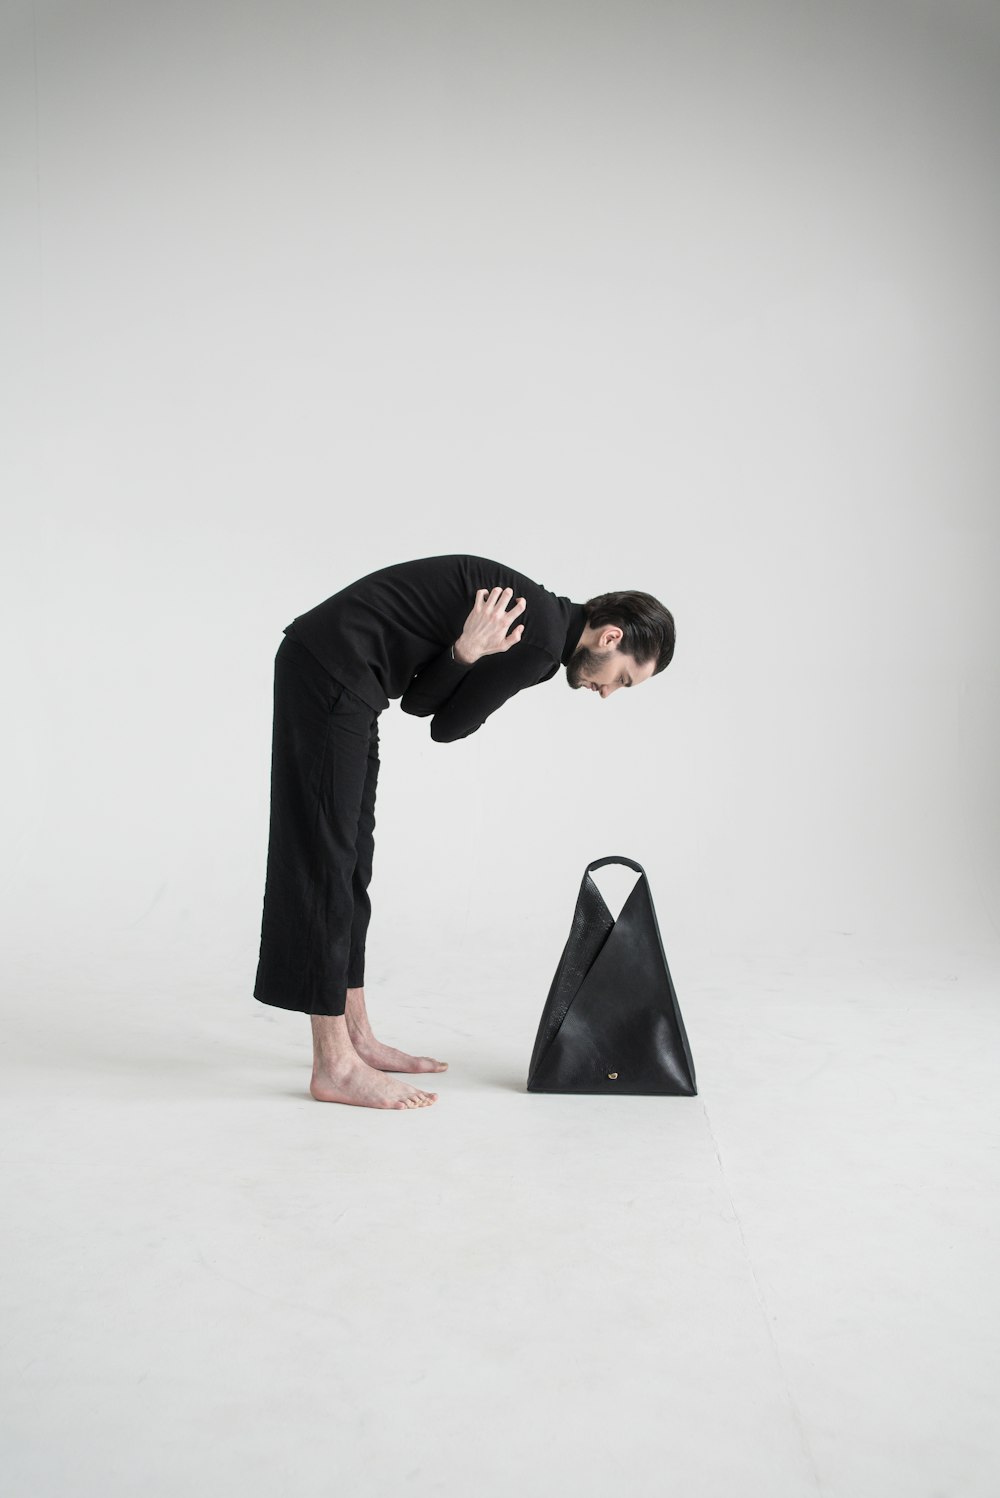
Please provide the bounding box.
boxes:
[566,630,657,698]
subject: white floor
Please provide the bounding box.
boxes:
[3,935,999,1498]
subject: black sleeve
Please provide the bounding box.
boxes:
[398,644,474,719]
[402,645,552,743]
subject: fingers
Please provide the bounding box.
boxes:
[481,586,526,616]
[470,586,526,653]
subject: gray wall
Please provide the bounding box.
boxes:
[3,0,998,982]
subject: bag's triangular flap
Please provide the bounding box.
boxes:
[630,872,696,1090]
[526,870,615,1082]
[528,863,697,1096]
[529,865,646,1080]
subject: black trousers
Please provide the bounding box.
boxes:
[254,634,380,1017]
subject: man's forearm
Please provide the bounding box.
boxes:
[400,642,475,718]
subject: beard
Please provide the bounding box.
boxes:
[566,644,614,689]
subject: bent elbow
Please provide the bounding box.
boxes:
[430,718,476,743]
[399,696,431,719]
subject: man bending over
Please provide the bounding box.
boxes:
[253,553,675,1111]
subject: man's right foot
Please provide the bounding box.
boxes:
[310,1055,439,1108]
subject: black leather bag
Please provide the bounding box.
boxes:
[527,855,697,1096]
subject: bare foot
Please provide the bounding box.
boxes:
[343,989,448,1074]
[350,1034,449,1074]
[310,1055,439,1108]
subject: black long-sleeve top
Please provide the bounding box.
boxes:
[283,554,586,742]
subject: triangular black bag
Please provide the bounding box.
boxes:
[527,855,697,1096]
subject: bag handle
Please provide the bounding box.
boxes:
[585,854,647,878]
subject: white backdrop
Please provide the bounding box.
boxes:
[3,0,999,1010]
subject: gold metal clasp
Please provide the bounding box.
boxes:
[607,1071,618,1079]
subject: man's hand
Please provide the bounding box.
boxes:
[454,586,526,664]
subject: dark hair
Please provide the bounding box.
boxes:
[582,590,675,672]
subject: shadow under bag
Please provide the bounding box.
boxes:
[527,855,697,1096]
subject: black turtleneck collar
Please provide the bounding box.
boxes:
[560,602,587,666]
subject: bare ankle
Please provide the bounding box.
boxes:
[310,1013,360,1072]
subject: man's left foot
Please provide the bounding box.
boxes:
[350,1035,448,1074]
